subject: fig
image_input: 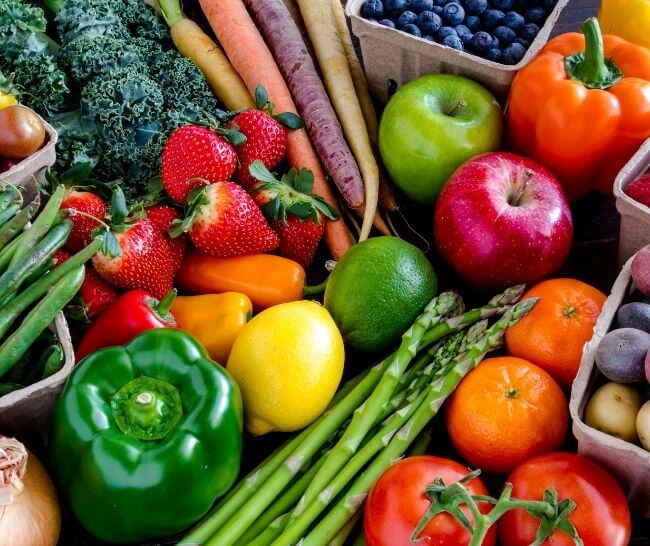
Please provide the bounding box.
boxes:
[632,245,650,296]
[586,382,641,442]
[638,401,650,450]
[595,328,650,383]
[617,302,650,333]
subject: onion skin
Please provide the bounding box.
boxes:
[0,449,60,546]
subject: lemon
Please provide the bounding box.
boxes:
[226,301,344,435]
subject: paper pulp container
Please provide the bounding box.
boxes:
[614,139,650,266]
[569,257,650,516]
[0,120,57,202]
[345,0,570,103]
[0,313,75,434]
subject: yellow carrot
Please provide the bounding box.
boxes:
[158,0,253,111]
[296,0,378,242]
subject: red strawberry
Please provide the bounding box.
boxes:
[145,204,187,272]
[249,161,339,268]
[161,125,237,204]
[626,173,650,208]
[171,181,279,258]
[52,250,118,322]
[60,190,108,252]
[227,85,303,188]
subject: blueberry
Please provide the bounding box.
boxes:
[397,10,418,27]
[514,37,530,48]
[504,11,525,31]
[418,11,442,34]
[422,34,435,41]
[524,7,546,24]
[432,5,443,15]
[493,25,516,45]
[469,31,492,53]
[503,42,526,64]
[518,0,538,8]
[361,0,384,19]
[492,0,514,10]
[543,0,557,10]
[442,34,464,50]
[482,9,505,29]
[384,0,409,17]
[410,0,434,12]
[437,26,458,40]
[520,22,540,41]
[401,23,422,36]
[455,24,473,44]
[442,2,465,25]
[431,0,446,5]
[487,48,503,62]
[491,35,500,49]
[463,0,487,15]
[379,18,396,27]
[465,14,481,31]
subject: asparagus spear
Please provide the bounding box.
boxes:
[301,298,539,546]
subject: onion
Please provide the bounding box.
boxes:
[0,436,60,546]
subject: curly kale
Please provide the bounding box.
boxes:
[49,110,101,170]
[131,37,167,65]
[110,0,170,42]
[61,34,142,82]
[55,0,127,45]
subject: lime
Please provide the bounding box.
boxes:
[324,237,438,353]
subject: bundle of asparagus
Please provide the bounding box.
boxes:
[181,285,539,546]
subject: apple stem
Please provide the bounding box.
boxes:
[447,99,467,117]
[508,169,533,207]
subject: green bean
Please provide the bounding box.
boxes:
[0,237,101,339]
[0,198,39,252]
[0,382,23,396]
[42,344,65,378]
[0,220,72,303]
[0,187,19,212]
[0,204,20,228]
[11,186,66,267]
[0,267,85,376]
[22,257,55,287]
[0,232,26,272]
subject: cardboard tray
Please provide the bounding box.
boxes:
[0,120,57,202]
[569,257,650,517]
[614,139,650,266]
[345,0,570,102]
[0,312,75,435]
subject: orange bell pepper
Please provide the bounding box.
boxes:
[170,292,252,364]
[175,250,306,309]
[507,17,650,202]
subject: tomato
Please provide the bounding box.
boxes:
[0,105,45,160]
[364,456,496,546]
[499,452,631,546]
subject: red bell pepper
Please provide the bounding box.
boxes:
[76,289,177,361]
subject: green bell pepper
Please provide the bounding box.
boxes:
[49,328,243,543]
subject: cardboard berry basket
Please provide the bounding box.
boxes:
[345,0,570,102]
[0,119,57,202]
[569,257,650,517]
[0,312,75,435]
[614,139,650,266]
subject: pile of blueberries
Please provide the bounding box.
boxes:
[360,0,558,65]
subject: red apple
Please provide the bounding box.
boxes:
[626,173,650,208]
[434,152,573,291]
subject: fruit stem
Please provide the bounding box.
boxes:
[303,278,329,297]
[155,289,177,316]
[447,99,467,117]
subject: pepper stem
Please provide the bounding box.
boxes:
[156,289,177,316]
[303,277,329,297]
[135,392,154,406]
[564,18,622,90]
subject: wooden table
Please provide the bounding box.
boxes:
[58,0,649,544]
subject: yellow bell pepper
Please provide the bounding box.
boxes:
[0,92,17,110]
[599,0,650,49]
[170,292,252,365]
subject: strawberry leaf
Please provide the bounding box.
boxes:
[110,187,129,225]
[255,84,269,110]
[219,125,247,146]
[147,175,163,197]
[274,112,304,130]
[287,201,312,220]
[97,229,122,258]
[172,186,209,236]
[249,161,279,185]
[312,197,340,221]
[61,161,94,186]
[293,168,314,194]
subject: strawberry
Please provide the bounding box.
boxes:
[161,125,238,204]
[92,189,175,299]
[145,204,187,272]
[170,180,279,258]
[52,250,118,322]
[60,190,108,252]
[249,161,339,268]
[228,85,303,188]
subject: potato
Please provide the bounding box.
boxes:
[596,328,650,383]
[586,382,641,442]
[638,401,650,450]
[632,245,650,296]
[617,302,650,333]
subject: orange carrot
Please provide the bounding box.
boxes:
[199,0,354,260]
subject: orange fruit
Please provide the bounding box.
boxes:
[445,356,568,474]
[504,278,606,389]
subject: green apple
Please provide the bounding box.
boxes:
[379,74,503,205]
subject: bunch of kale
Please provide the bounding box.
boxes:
[2,0,225,201]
